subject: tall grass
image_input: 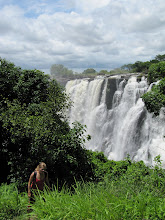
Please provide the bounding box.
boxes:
[1,180,164,220]
[1,157,165,219]
[27,179,165,219]
[0,183,28,219]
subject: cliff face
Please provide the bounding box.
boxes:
[52,72,141,87]
[51,75,96,87]
[53,76,72,87]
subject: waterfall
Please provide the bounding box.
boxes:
[65,75,165,166]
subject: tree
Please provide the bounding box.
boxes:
[150,59,159,64]
[155,54,165,62]
[50,64,73,77]
[142,78,165,115]
[0,58,93,189]
[0,58,21,101]
[147,61,165,84]
[82,68,96,74]
[142,61,165,115]
[98,70,109,75]
[14,69,50,105]
[121,64,134,71]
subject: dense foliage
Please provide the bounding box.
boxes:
[82,68,96,74]
[142,79,165,115]
[121,54,165,73]
[0,58,93,189]
[142,61,165,115]
[147,61,165,84]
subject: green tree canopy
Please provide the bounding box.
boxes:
[82,68,96,74]
[0,58,21,101]
[121,64,134,71]
[0,58,93,188]
[147,61,165,84]
[142,78,165,115]
[142,61,165,115]
[98,70,109,75]
[155,54,165,61]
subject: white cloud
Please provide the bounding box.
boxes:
[0,0,165,72]
[74,0,111,13]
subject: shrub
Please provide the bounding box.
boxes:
[142,78,165,115]
[148,61,165,84]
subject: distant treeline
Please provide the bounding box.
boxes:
[50,54,165,78]
[121,54,165,74]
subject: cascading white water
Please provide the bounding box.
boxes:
[65,75,165,166]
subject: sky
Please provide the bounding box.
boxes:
[0,0,165,74]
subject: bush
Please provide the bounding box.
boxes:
[148,61,165,84]
[0,58,93,189]
[142,78,165,115]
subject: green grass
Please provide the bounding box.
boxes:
[1,179,165,220]
[0,183,28,220]
[1,157,165,219]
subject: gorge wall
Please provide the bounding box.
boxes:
[65,74,165,167]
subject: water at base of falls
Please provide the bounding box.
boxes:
[65,75,165,167]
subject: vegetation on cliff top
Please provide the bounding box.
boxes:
[50,54,165,78]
